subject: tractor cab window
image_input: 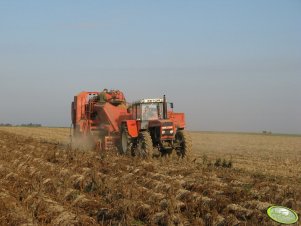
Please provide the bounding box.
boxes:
[141,103,163,120]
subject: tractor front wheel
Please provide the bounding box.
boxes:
[120,126,132,155]
[175,130,192,158]
[136,131,153,158]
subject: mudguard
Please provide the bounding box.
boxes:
[125,120,138,138]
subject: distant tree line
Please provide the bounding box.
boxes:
[0,123,12,127]
[262,130,272,135]
[20,123,42,127]
[0,123,42,127]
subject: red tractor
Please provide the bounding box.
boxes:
[71,89,191,157]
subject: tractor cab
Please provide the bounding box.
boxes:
[130,98,165,121]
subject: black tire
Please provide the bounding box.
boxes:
[175,130,192,158]
[136,131,153,158]
[120,125,132,155]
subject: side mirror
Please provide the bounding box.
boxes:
[170,103,174,109]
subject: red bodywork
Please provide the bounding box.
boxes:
[71,89,186,151]
[71,90,130,149]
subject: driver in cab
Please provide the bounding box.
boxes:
[143,106,157,120]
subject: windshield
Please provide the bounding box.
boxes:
[141,103,163,120]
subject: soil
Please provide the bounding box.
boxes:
[0,128,300,225]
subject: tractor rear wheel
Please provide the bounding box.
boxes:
[175,130,192,158]
[136,131,153,158]
[120,126,132,155]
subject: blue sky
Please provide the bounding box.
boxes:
[1,1,301,133]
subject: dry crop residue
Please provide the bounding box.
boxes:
[0,130,300,225]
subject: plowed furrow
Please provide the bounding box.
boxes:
[0,130,300,225]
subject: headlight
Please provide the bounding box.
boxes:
[162,130,173,135]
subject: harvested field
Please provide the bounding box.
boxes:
[0,127,300,225]
[0,127,70,143]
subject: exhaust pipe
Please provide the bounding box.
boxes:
[163,95,168,119]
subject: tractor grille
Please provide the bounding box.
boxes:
[162,122,173,126]
[162,121,173,136]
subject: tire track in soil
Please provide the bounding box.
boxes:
[0,130,300,225]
